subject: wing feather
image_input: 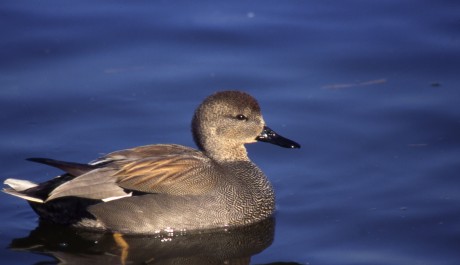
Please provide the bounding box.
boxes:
[46,168,129,202]
[114,154,215,195]
[43,144,216,201]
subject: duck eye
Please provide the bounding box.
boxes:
[236,114,248,121]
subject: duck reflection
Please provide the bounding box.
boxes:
[9,217,275,265]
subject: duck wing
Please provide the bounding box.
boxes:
[27,157,98,176]
[45,167,129,202]
[114,154,213,194]
[100,144,216,195]
[46,144,216,202]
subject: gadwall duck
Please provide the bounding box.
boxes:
[3,91,300,234]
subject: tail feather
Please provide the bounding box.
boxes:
[3,178,44,203]
[4,178,37,191]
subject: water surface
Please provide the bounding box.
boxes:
[1,1,459,264]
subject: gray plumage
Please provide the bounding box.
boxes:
[3,90,300,234]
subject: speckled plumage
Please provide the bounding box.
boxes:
[3,91,300,234]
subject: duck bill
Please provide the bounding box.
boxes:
[256,126,301,149]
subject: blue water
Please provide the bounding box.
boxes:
[1,1,459,264]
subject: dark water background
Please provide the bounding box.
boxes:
[1,1,459,264]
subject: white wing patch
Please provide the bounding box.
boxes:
[102,192,133,202]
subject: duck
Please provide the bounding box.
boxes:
[3,91,300,234]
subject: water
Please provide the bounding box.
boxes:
[1,1,459,264]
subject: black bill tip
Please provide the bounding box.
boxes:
[256,126,301,149]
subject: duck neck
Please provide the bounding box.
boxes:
[202,141,250,163]
[192,119,251,162]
